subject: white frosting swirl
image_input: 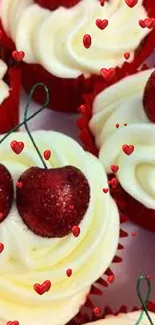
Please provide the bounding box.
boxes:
[86,311,155,324]
[90,68,155,209]
[0,0,150,78]
[0,59,9,104]
[0,131,119,325]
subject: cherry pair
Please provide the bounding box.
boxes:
[0,83,90,238]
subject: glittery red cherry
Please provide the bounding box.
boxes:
[16,166,90,238]
[0,164,14,223]
[143,70,155,122]
[34,0,81,10]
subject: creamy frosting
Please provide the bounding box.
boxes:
[0,59,10,104]
[0,0,150,78]
[90,68,155,210]
[86,311,155,324]
[0,130,119,325]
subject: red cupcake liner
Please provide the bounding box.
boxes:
[77,60,155,234]
[69,301,155,324]
[0,0,155,113]
[66,214,128,325]
[0,39,21,133]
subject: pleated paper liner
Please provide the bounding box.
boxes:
[0,0,155,113]
[77,61,155,234]
[0,43,21,134]
[66,213,129,325]
[68,275,155,325]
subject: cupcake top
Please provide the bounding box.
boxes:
[0,59,9,104]
[0,0,151,78]
[90,68,155,210]
[86,311,155,324]
[0,130,119,325]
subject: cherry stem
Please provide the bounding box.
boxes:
[0,82,50,169]
[135,275,153,325]
[23,83,48,169]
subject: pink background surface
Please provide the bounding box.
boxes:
[19,51,155,312]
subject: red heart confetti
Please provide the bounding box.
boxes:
[16,181,23,189]
[72,225,80,237]
[100,0,105,6]
[83,34,92,49]
[44,150,51,160]
[94,307,101,317]
[132,232,136,237]
[124,123,127,126]
[139,19,146,28]
[0,243,4,253]
[7,321,19,325]
[100,68,116,81]
[115,123,119,128]
[125,0,138,8]
[96,19,108,30]
[108,178,118,189]
[33,280,51,295]
[102,188,109,193]
[124,52,130,60]
[110,164,119,173]
[122,144,134,155]
[66,268,72,277]
[107,275,115,283]
[10,141,24,154]
[144,18,155,29]
[12,50,25,62]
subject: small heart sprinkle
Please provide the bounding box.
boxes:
[72,225,80,237]
[139,20,146,28]
[102,188,109,193]
[44,150,51,160]
[7,321,19,325]
[125,0,138,8]
[79,104,86,113]
[10,140,24,154]
[83,34,91,49]
[12,50,25,62]
[110,165,119,173]
[132,232,136,237]
[94,307,101,317]
[107,275,115,283]
[16,181,23,189]
[0,243,4,253]
[96,19,108,30]
[66,269,72,277]
[147,275,151,280]
[144,18,155,29]
[124,52,130,60]
[115,123,119,128]
[100,68,115,81]
[122,144,134,155]
[100,0,105,6]
[108,178,118,188]
[34,280,51,295]
[124,123,127,126]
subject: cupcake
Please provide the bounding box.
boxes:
[0,47,21,134]
[79,67,155,233]
[0,81,121,324]
[0,0,155,112]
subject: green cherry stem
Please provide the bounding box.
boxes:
[135,275,153,325]
[0,83,50,169]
